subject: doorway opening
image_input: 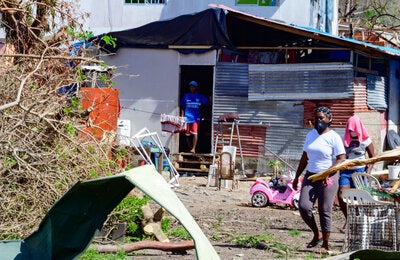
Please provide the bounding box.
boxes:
[179,65,213,154]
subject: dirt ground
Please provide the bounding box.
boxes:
[132,174,348,260]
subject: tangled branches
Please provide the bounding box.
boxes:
[0,51,122,240]
[0,1,122,239]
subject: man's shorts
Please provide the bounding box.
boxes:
[185,122,199,135]
[339,167,366,187]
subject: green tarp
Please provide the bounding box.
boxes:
[0,165,219,260]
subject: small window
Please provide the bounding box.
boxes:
[125,0,166,3]
[237,0,280,6]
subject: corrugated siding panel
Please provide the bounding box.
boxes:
[265,127,310,160]
[264,127,345,161]
[214,124,266,157]
[215,62,304,158]
[354,77,369,112]
[215,62,303,127]
[213,63,364,160]
[367,75,388,110]
[248,63,354,100]
[303,100,355,128]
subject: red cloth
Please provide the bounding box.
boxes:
[343,115,369,147]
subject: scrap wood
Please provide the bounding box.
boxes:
[94,240,195,253]
[389,179,400,194]
[308,147,400,182]
[141,204,169,242]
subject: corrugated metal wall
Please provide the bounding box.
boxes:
[213,124,266,157]
[303,100,355,128]
[367,75,388,110]
[354,77,369,111]
[214,62,307,158]
[214,62,383,160]
[248,63,354,100]
[214,62,303,126]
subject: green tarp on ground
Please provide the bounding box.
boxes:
[0,165,219,260]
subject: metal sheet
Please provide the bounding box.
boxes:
[265,127,345,160]
[215,62,305,159]
[248,63,354,100]
[214,62,367,160]
[367,75,388,110]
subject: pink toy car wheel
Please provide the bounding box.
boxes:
[251,191,268,207]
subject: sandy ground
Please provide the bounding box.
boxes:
[131,174,348,260]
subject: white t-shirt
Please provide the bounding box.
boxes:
[303,129,346,173]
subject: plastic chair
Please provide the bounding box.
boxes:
[342,188,382,205]
[217,151,238,190]
[352,172,392,202]
[352,172,381,191]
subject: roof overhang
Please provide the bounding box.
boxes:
[210,4,400,58]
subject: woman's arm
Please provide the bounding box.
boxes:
[293,151,308,190]
[332,153,346,168]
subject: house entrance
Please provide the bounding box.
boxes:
[179,65,213,154]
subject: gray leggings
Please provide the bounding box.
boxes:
[298,171,339,232]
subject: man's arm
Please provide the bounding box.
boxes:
[365,142,375,174]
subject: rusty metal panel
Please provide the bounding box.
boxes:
[214,124,266,157]
[354,77,369,112]
[248,63,354,100]
[303,100,356,128]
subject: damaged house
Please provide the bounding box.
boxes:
[91,5,400,171]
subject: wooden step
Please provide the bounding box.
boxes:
[175,160,213,165]
[175,167,209,173]
[174,152,216,174]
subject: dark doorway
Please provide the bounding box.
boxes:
[179,65,213,154]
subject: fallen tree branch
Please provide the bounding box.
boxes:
[308,147,400,182]
[141,203,169,242]
[0,53,103,63]
[93,240,195,253]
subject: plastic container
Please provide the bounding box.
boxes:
[388,165,400,180]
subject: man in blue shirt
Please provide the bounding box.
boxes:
[180,81,209,153]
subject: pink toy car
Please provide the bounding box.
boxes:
[250,172,301,209]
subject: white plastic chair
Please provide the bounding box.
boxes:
[342,188,382,205]
[352,172,392,202]
[352,172,381,191]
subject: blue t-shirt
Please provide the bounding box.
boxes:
[180,92,209,123]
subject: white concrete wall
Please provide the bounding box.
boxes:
[102,48,216,152]
[0,1,338,42]
[75,0,314,35]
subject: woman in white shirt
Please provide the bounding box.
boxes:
[292,106,346,253]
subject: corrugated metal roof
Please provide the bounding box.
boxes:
[211,4,400,58]
[296,25,400,57]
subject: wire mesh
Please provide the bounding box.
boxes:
[344,204,399,252]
